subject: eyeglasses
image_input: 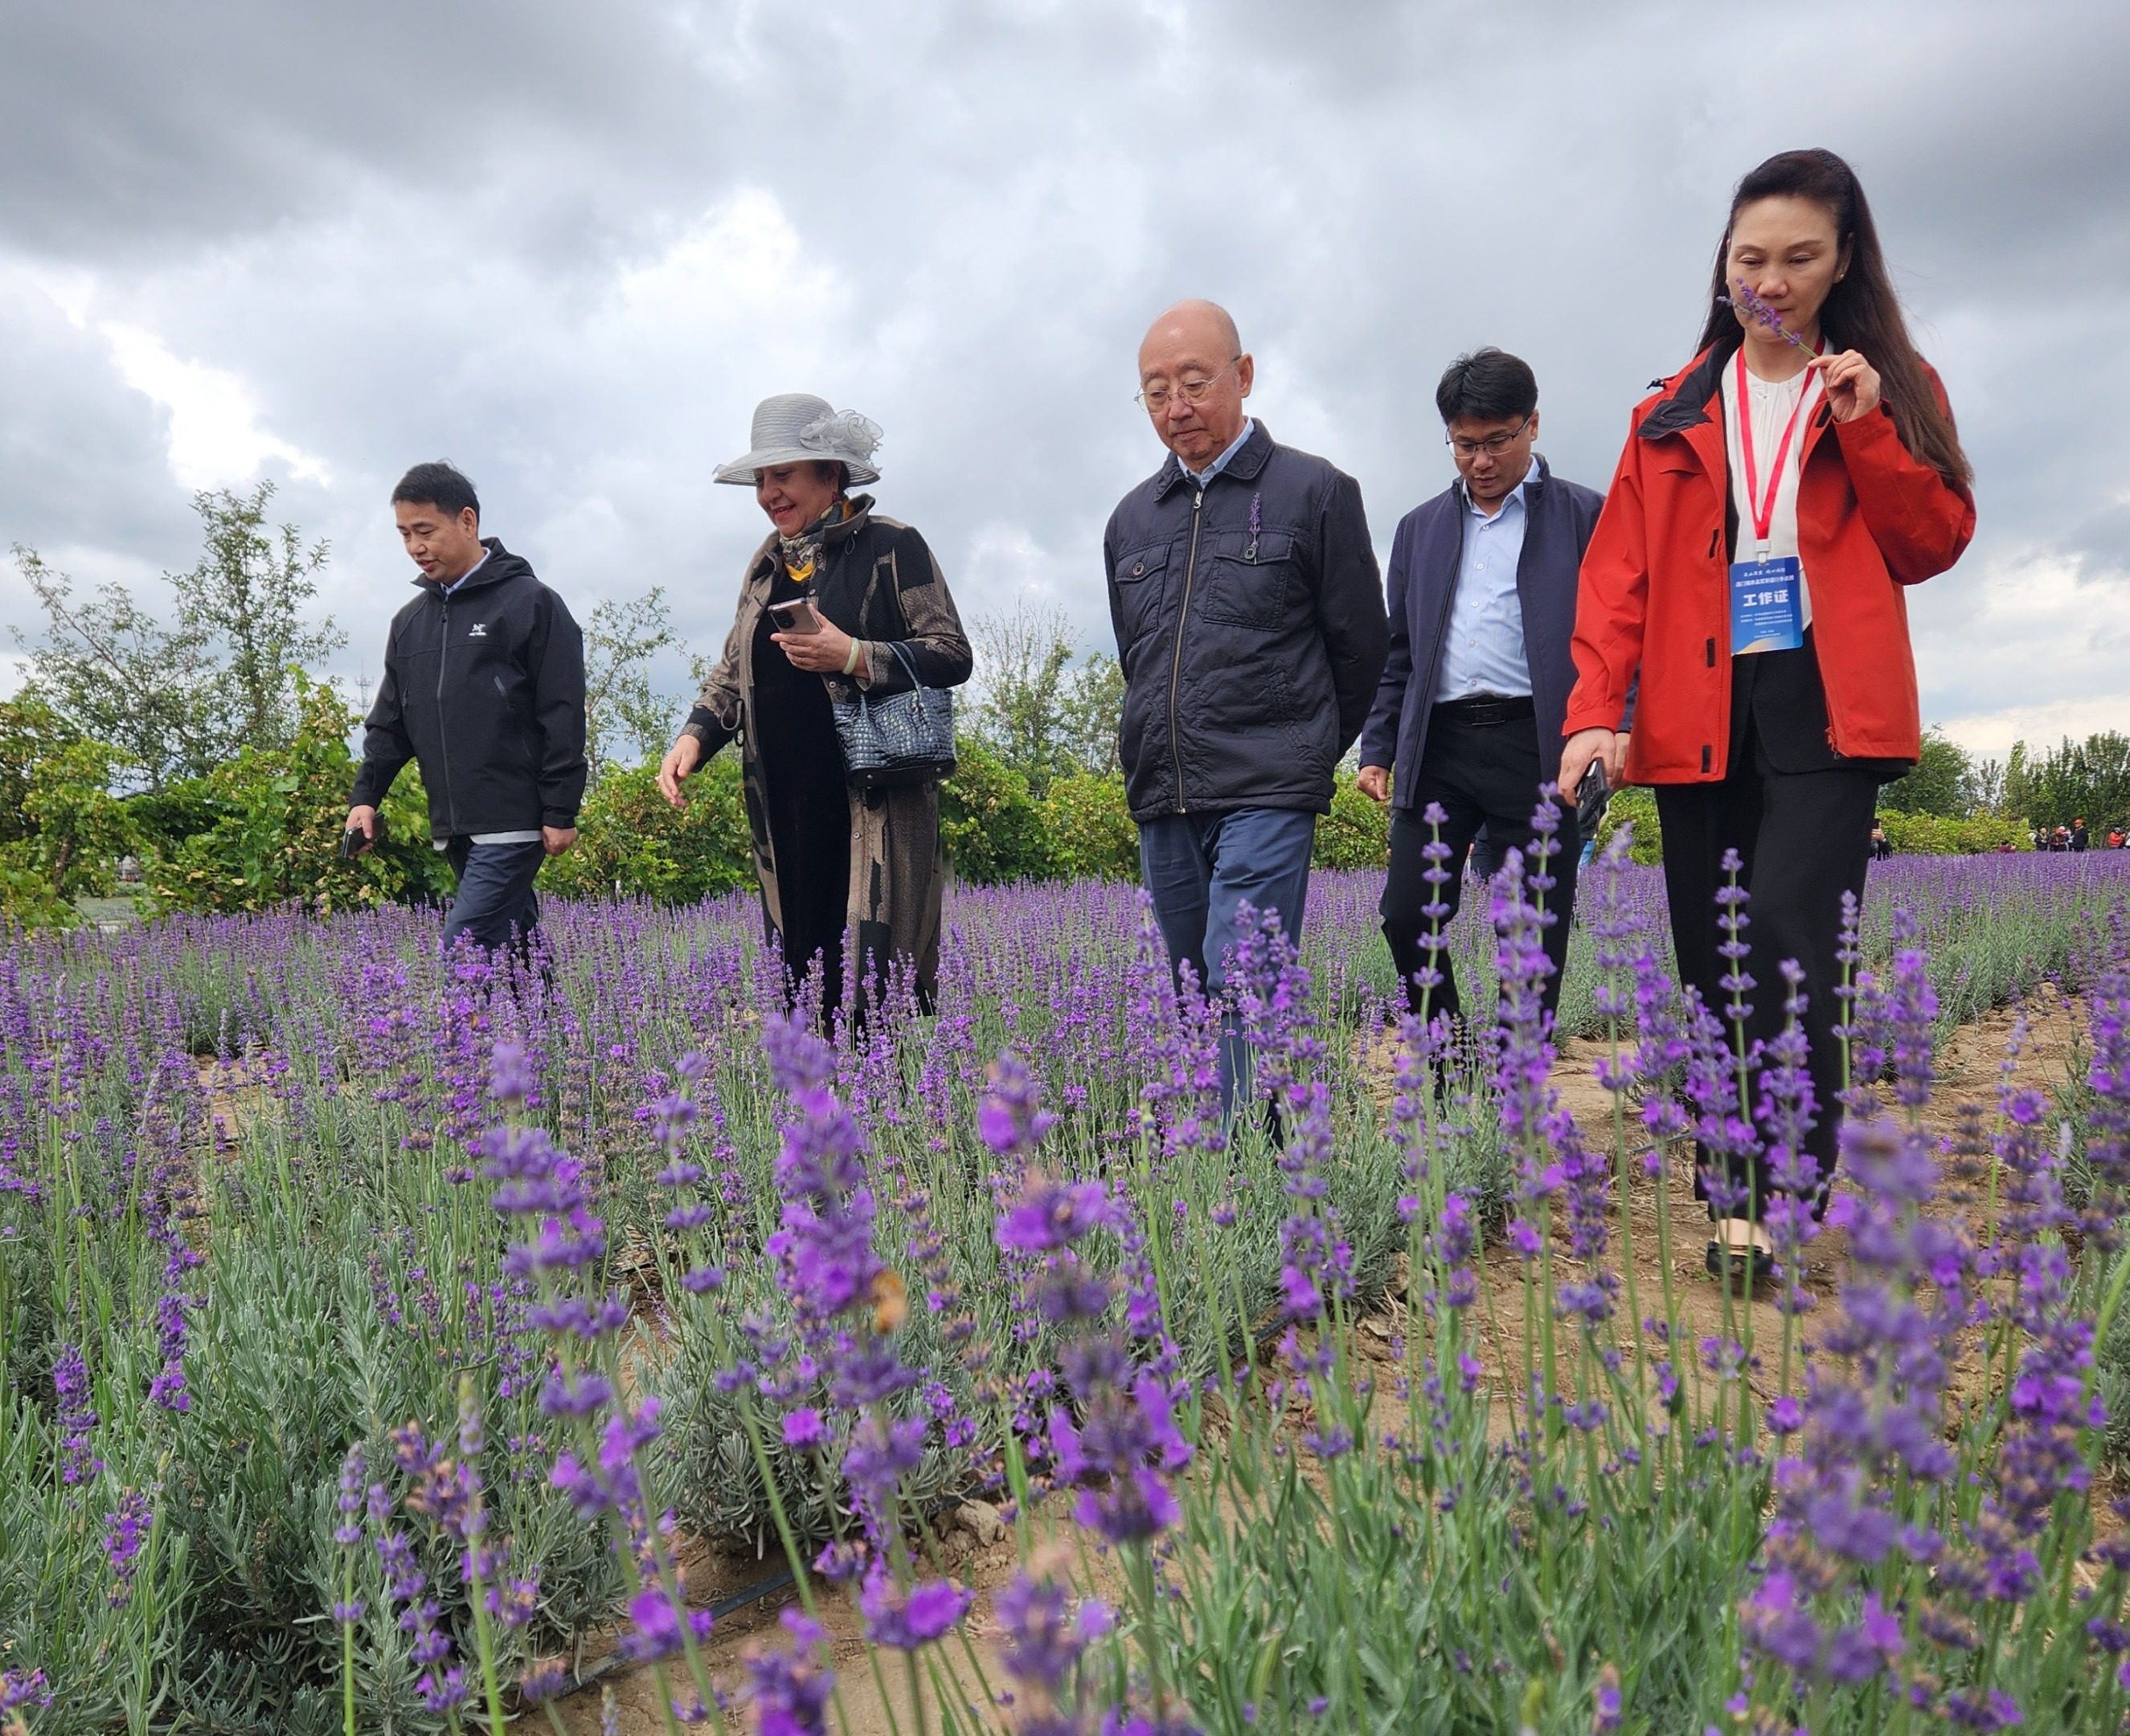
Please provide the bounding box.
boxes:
[1445,415,1532,459]
[1137,356,1241,412]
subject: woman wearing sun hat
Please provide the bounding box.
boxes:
[657,394,972,1021]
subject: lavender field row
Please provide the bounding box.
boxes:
[1,850,2127,1734]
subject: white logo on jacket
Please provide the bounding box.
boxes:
[467,623,488,637]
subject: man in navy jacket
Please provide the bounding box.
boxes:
[1358,350,1608,1032]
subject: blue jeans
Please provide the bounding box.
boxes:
[1138,806,1317,1114]
[442,837,547,957]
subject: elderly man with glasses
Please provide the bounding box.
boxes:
[1104,298,1387,1112]
[1357,347,1613,1042]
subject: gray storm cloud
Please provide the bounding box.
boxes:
[2,0,2126,755]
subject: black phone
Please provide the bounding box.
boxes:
[1575,761,1610,834]
[340,825,368,860]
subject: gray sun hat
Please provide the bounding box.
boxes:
[713,393,883,486]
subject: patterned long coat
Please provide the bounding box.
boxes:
[682,497,972,1005]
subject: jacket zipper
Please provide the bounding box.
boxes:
[435,596,459,834]
[1168,490,1206,812]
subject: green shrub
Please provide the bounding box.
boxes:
[542,753,753,903]
[1593,784,1664,864]
[1042,770,1139,881]
[0,698,137,926]
[940,736,1052,883]
[142,678,449,915]
[1314,768,1390,869]
[1877,809,2032,856]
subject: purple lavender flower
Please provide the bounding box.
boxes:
[997,1176,1110,1253]
[747,1610,834,1736]
[617,1582,715,1663]
[857,1559,972,1649]
[103,1488,151,1608]
[0,1668,51,1715]
[1723,276,1817,355]
[996,1566,1113,1696]
[53,1341,101,1486]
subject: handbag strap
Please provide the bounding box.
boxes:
[883,639,924,690]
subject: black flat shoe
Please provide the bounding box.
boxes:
[1706,1239,1774,1288]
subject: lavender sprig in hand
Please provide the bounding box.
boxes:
[1721,276,1817,357]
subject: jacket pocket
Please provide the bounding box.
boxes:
[1194,528,1295,631]
[1112,542,1170,653]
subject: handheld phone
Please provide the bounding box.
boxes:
[768,597,822,635]
[1575,760,1610,834]
[340,825,369,860]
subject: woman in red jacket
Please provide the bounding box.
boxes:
[1560,148,1975,1281]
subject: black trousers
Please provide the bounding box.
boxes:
[1380,702,1581,1032]
[1656,641,1886,1218]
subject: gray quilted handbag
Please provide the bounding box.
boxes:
[831,640,956,790]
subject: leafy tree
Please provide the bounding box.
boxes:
[965,605,1123,798]
[582,587,686,784]
[9,545,219,788]
[2002,740,2035,824]
[1995,732,2130,830]
[1879,728,1975,817]
[10,482,342,786]
[1968,755,2007,817]
[173,481,343,751]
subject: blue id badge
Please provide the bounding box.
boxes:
[1729,556,1804,655]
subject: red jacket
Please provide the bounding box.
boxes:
[1564,345,1975,784]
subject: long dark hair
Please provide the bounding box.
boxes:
[1694,149,1971,489]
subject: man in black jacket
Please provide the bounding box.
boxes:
[1105,300,1387,1105]
[347,461,586,955]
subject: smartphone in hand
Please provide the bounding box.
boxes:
[340,825,369,859]
[768,597,822,636]
[1575,761,1610,834]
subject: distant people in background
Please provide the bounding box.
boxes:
[2071,817,2090,852]
[1870,821,1892,861]
[2108,826,2126,850]
[1358,346,1607,1039]
[349,461,585,958]
[1559,148,1975,1286]
[1104,298,1387,1112]
[2034,825,2050,852]
[2053,825,2072,852]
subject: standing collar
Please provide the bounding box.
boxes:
[416,536,511,595]
[440,550,490,596]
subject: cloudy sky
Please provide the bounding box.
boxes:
[3,0,2126,763]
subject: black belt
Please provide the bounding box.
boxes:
[1432,694,1535,728]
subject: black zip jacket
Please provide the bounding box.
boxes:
[350,540,588,836]
[1103,422,1387,821]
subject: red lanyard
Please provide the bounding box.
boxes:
[1734,344,1821,547]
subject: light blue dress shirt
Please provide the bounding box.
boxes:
[1178,418,1256,489]
[1432,467,1534,702]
